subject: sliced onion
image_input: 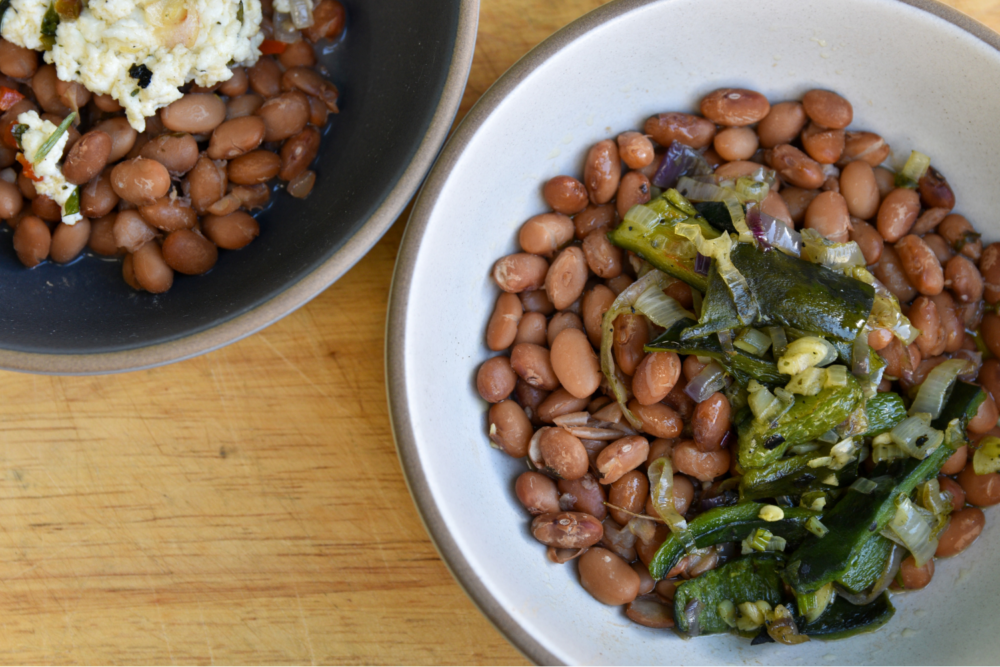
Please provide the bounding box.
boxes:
[801,229,866,268]
[745,202,771,251]
[528,427,550,471]
[881,496,939,566]
[954,350,982,382]
[288,0,315,29]
[757,212,803,256]
[852,330,871,377]
[675,178,754,243]
[734,327,772,357]
[908,358,973,418]
[651,141,713,189]
[718,329,736,354]
[834,545,903,606]
[694,252,710,275]
[592,401,624,424]
[684,361,727,403]
[634,283,695,329]
[682,599,703,637]
[674,221,757,323]
[272,12,302,42]
[626,516,657,543]
[767,326,788,358]
[546,546,588,563]
[552,411,590,427]
[850,478,878,494]
[565,426,627,441]
[648,457,695,550]
[890,415,944,459]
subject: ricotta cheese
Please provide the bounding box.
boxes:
[2,0,264,131]
[17,110,81,224]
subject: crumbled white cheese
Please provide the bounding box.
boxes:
[2,0,265,131]
[17,110,81,224]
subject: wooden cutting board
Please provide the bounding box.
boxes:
[0,0,992,663]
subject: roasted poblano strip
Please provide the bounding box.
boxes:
[835,534,897,595]
[740,454,859,502]
[860,392,908,438]
[649,503,820,579]
[673,554,785,636]
[796,593,895,640]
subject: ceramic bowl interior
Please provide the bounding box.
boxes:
[389,0,1000,663]
[0,0,476,374]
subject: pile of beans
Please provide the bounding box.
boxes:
[477,85,1000,628]
[0,0,345,293]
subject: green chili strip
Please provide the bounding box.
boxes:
[33,110,76,165]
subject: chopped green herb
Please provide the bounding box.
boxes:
[63,186,80,216]
[33,110,76,165]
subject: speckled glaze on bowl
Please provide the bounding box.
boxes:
[0,0,477,374]
[388,0,1000,664]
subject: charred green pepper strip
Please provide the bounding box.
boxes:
[932,381,985,432]
[740,455,859,502]
[797,593,895,640]
[785,437,959,594]
[738,375,863,470]
[861,392,907,438]
[649,503,819,580]
[836,534,896,595]
[681,243,876,342]
[673,554,785,636]
[646,318,787,386]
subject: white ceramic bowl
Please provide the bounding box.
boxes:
[388,0,1000,663]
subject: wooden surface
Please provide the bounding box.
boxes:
[0,0,995,664]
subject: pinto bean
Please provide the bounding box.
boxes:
[843,131,890,167]
[532,512,603,549]
[559,473,608,520]
[801,122,844,164]
[918,166,955,211]
[757,101,807,148]
[278,126,321,181]
[672,440,730,482]
[923,233,954,264]
[248,56,282,99]
[897,556,933,590]
[617,131,655,169]
[185,157,228,214]
[958,465,1000,507]
[0,40,37,79]
[303,0,346,41]
[62,131,111,186]
[939,476,966,512]
[138,132,199,177]
[929,292,964,353]
[849,218,883,266]
[766,144,825,190]
[616,171,651,220]
[85,214,118,256]
[627,400,682,439]
[946,254,984,304]
[227,150,280,185]
[543,176,589,215]
[537,388,589,423]
[935,507,984,557]
[138,196,197,233]
[896,235,944,295]
[700,88,770,126]
[131,241,173,293]
[607,470,648,526]
[201,211,259,250]
[910,297,944,357]
[572,204,615,239]
[804,191,850,243]
[873,244,918,303]
[12,215,49,267]
[227,93,265,119]
[579,547,640,605]
[876,188,920,242]
[161,229,218,275]
[644,112,716,149]
[545,247,588,310]
[981,313,1000,359]
[968,393,999,435]
[31,65,69,115]
[582,284,616,347]
[112,210,158,253]
[0,179,22,220]
[520,288,554,314]
[539,428,589,480]
[613,313,648,376]
[597,437,650,486]
[510,343,559,391]
[582,228,623,279]
[514,311,547,347]
[206,116,266,161]
[255,91,310,142]
[476,356,517,403]
[515,471,560,515]
[92,117,136,163]
[49,218,90,264]
[802,89,853,129]
[110,158,170,206]
[278,39,317,68]
[550,328,601,399]
[692,393,731,452]
[839,160,879,220]
[780,187,819,224]
[632,352,681,406]
[583,140,621,205]
[161,94,226,134]
[713,127,759,162]
[219,66,248,97]
[486,292,523,351]
[281,67,339,112]
[519,213,574,257]
[547,312,584,347]
[30,195,60,222]
[938,214,982,262]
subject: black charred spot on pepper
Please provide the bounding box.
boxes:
[869,521,878,532]
[129,63,153,89]
[793,473,816,487]
[916,435,928,448]
[751,630,775,645]
[764,434,785,450]
[799,562,810,575]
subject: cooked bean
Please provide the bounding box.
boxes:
[559,473,608,520]
[802,90,853,129]
[911,209,948,239]
[248,56,282,98]
[599,437,650,487]
[867,328,893,351]
[958,463,1000,507]
[110,158,170,206]
[520,288,555,314]
[839,160,879,220]
[713,127,758,162]
[138,132,199,177]
[185,156,228,214]
[550,328,600,399]
[801,122,844,164]
[693,392,731,452]
[532,511,603,549]
[843,131,890,167]
[204,116,266,162]
[516,472,560,514]
[923,233,954,265]
[582,285,615,347]
[201,211,259,250]
[537,388,589,423]
[930,292,963,353]
[909,297,944,357]
[227,150,280,185]
[938,214,982,262]
[31,65,68,115]
[0,179,22,219]
[278,127,321,182]
[131,241,173,293]
[486,401,532,459]
[303,0,346,41]
[631,563,656,597]
[896,235,944,295]
[546,312,583,347]
[644,112,715,149]
[646,474,695,516]
[646,438,675,468]
[161,229,218,275]
[12,215,49,267]
[476,356,517,403]
[49,218,90,264]
[90,117,135,164]
[227,93,265,119]
[86,214,118,256]
[982,244,1000,304]
[897,555,933,589]
[628,400,682,439]
[112,210,158,253]
[664,281,694,310]
[514,379,549,426]
[979,359,1000,405]
[968,393,999,434]
[945,254,983,305]
[683,355,708,382]
[632,352,681,406]
[918,166,955,211]
[615,171,651,220]
[873,244,918,302]
[876,188,920,242]
[607,471,647,527]
[0,39,37,79]
[545,246,588,310]
[119,252,141,290]
[138,196,197,233]
[543,176,588,215]
[54,78,90,112]
[539,428,589,480]
[219,66,248,97]
[278,39,317,68]
[616,131,655,170]
[583,139,621,205]
[848,219,883,266]
[30,194,60,222]
[17,171,35,200]
[514,311,547,347]
[982,313,1000,358]
[712,160,760,182]
[581,228,623,279]
[606,274,633,296]
[510,343,560,391]
[613,313,648,376]
[672,440,729,482]
[255,91,310,142]
[579,547,640,605]
[160,94,226,134]
[486,292,523,351]
[804,191,850,243]
[767,144,824,190]
[572,204,615,239]
[936,506,985,557]
[281,67,339,112]
[760,189,793,227]
[939,475,966,512]
[518,213,573,257]
[700,88,769,126]
[756,101,807,148]
[779,187,819,224]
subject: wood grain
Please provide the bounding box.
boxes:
[0,0,994,663]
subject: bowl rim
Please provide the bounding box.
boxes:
[386,0,1000,663]
[0,0,480,376]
